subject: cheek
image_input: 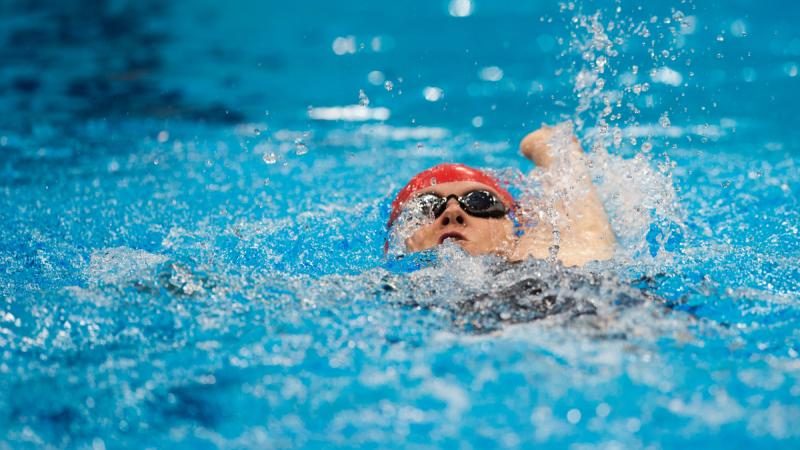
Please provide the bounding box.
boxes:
[406,224,437,250]
[480,220,515,244]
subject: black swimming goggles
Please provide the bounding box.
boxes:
[412,190,508,220]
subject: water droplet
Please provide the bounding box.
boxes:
[294,139,309,156]
[479,66,504,81]
[358,89,370,107]
[567,408,582,424]
[368,70,385,85]
[596,403,611,418]
[784,62,798,78]
[612,126,623,148]
[332,35,357,55]
[262,152,277,164]
[423,86,443,102]
[659,112,671,128]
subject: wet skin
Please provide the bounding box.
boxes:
[402,124,616,266]
[404,181,516,257]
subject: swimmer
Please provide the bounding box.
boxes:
[388,123,616,267]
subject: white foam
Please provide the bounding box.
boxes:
[85,246,167,287]
[478,66,504,82]
[308,105,390,122]
[358,124,449,141]
[650,67,683,86]
[448,0,473,17]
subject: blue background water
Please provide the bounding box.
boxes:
[1,0,799,448]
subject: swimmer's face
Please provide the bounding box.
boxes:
[403,181,516,256]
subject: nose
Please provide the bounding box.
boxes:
[438,198,465,226]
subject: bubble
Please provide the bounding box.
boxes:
[384,80,394,92]
[716,34,725,42]
[157,130,169,143]
[471,116,484,128]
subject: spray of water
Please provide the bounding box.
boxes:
[541,4,695,274]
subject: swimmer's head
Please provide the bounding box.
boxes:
[388,164,517,256]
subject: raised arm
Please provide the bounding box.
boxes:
[512,123,616,266]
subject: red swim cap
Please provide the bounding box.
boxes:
[388,163,514,227]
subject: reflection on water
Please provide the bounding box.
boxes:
[0,0,241,130]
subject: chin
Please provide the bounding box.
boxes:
[454,241,486,256]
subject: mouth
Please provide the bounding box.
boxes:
[438,231,466,245]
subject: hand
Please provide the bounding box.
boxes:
[519,123,582,170]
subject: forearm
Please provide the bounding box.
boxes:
[515,123,616,265]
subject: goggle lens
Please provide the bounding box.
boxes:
[413,190,507,220]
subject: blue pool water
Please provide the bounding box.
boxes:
[1,0,799,448]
